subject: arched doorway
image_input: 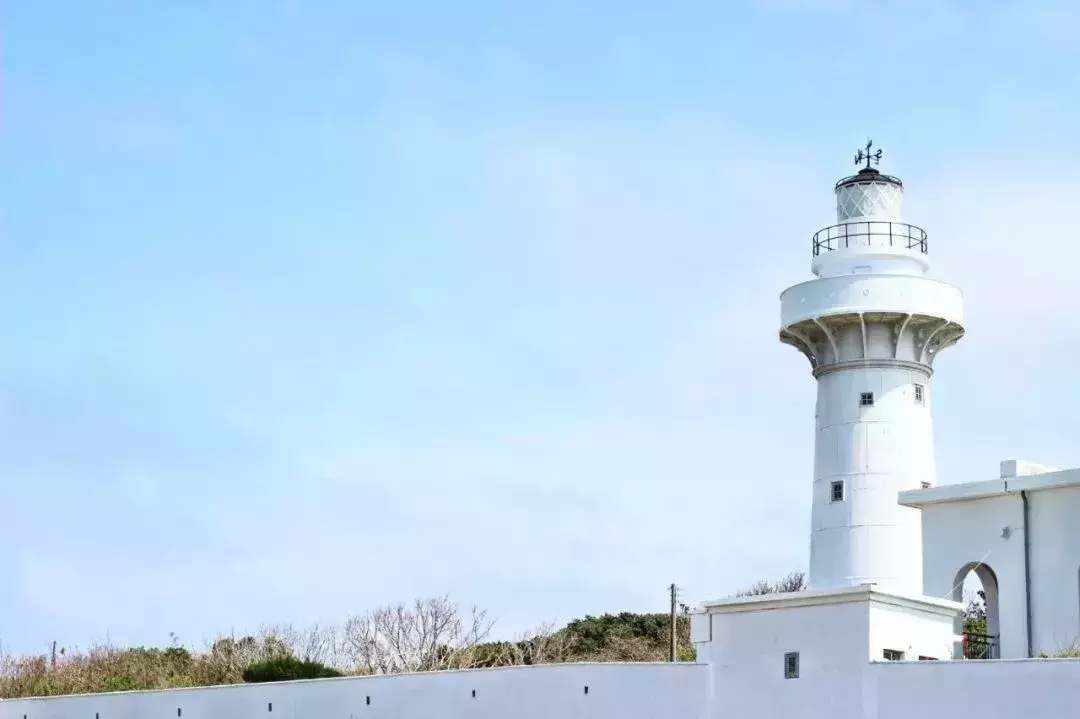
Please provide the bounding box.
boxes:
[954,562,999,659]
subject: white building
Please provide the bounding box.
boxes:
[4,149,1080,718]
[902,458,1080,659]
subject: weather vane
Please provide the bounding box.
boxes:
[854,139,883,170]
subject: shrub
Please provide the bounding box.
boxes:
[101,675,140,693]
[241,656,343,684]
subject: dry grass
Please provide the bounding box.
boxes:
[0,597,694,698]
[0,632,294,698]
[1045,640,1080,658]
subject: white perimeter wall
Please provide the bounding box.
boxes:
[0,663,708,719]
[8,651,1080,719]
[870,658,1080,718]
[703,634,1080,719]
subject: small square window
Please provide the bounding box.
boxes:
[883,649,905,661]
[913,384,925,404]
[831,480,844,502]
[859,392,874,407]
[784,652,799,679]
[921,481,931,489]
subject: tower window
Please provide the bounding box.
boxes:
[859,392,874,407]
[882,649,905,661]
[831,480,844,502]
[913,384,925,404]
[784,652,799,679]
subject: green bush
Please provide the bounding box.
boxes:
[241,656,343,684]
[101,675,140,693]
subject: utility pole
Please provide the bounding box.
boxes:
[669,583,678,662]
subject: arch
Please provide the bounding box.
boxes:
[954,562,999,659]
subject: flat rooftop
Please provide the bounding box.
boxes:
[900,460,1080,508]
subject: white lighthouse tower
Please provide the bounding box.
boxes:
[779,143,965,595]
[693,147,968,684]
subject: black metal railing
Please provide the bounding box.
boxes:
[812,221,928,257]
[835,171,903,190]
[962,631,999,660]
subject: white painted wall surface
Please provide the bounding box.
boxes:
[1027,486,1080,654]
[698,599,870,719]
[0,663,708,719]
[12,636,1080,719]
[867,599,958,662]
[695,588,961,719]
[918,494,1027,657]
[779,274,963,328]
[811,363,934,594]
[915,483,1080,658]
[870,658,1080,718]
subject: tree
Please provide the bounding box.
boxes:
[563,613,673,655]
[468,623,578,667]
[193,632,293,686]
[341,595,494,674]
[733,571,806,597]
[255,623,343,667]
[961,589,989,659]
[963,590,987,630]
[0,592,712,698]
[555,612,694,662]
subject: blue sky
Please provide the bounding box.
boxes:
[1,0,1079,654]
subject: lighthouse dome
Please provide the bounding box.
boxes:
[835,167,904,222]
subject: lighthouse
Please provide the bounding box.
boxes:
[779,143,965,595]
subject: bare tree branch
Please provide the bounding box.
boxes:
[733,571,806,597]
[341,596,495,675]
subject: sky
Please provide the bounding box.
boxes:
[1,0,1079,655]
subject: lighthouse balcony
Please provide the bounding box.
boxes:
[779,273,965,371]
[812,221,928,257]
[780,273,963,330]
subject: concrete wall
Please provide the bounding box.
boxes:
[811,362,934,595]
[0,663,709,719]
[698,600,869,719]
[867,599,957,662]
[919,484,1080,658]
[8,652,1080,719]
[919,493,1027,657]
[870,658,1080,717]
[1027,486,1080,653]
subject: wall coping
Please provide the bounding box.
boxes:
[899,467,1080,508]
[697,585,962,616]
[0,661,708,702]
